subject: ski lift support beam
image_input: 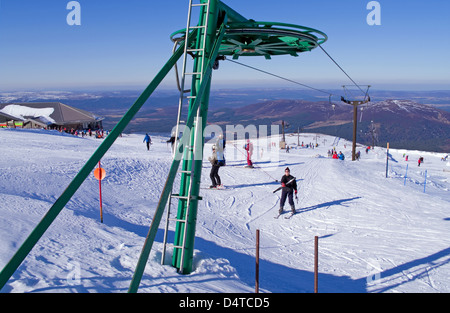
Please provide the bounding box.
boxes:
[341,85,371,161]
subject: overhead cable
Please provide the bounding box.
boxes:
[225,58,334,97]
[318,45,366,96]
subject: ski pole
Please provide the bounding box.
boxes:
[404,164,408,186]
[423,170,427,193]
[231,142,279,182]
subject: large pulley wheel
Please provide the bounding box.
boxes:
[170,21,327,59]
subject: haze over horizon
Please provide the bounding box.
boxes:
[0,1,449,92]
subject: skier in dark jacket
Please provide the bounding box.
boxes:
[279,167,297,215]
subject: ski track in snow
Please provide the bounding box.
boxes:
[0,128,449,293]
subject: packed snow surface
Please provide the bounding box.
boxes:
[0,128,449,293]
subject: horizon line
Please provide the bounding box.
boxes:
[1,86,450,93]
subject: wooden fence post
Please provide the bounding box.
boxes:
[256,229,260,293]
[314,236,319,293]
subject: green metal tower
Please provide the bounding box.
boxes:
[170,0,220,274]
[167,0,327,276]
[0,0,327,293]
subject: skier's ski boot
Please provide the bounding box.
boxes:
[290,205,295,214]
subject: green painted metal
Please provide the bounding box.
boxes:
[170,6,328,60]
[172,0,221,274]
[0,39,189,291]
[217,1,248,23]
[166,0,327,277]
[222,21,327,59]
[128,20,227,292]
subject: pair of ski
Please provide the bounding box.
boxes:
[203,185,227,190]
[274,211,296,219]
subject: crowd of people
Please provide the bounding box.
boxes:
[328,148,345,160]
[54,127,110,139]
[73,128,108,138]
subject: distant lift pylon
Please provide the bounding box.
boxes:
[341,85,371,161]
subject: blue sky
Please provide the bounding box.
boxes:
[0,0,449,91]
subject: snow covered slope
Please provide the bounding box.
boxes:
[0,128,449,293]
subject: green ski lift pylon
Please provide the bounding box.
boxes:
[155,0,328,282]
[167,1,327,277]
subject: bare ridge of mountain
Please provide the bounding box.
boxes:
[1,89,449,152]
[209,98,450,152]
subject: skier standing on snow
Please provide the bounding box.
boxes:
[279,167,297,215]
[143,133,152,151]
[167,132,176,153]
[208,145,222,189]
[418,156,424,167]
[244,139,253,167]
[215,134,226,166]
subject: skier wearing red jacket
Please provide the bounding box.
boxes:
[244,139,253,167]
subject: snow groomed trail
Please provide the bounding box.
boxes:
[0,128,449,293]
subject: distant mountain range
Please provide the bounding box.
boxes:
[209,99,450,152]
[1,89,450,152]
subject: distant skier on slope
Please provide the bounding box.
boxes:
[167,132,176,152]
[143,133,152,151]
[208,145,222,189]
[244,139,253,168]
[418,156,424,167]
[215,134,226,166]
[279,167,298,216]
